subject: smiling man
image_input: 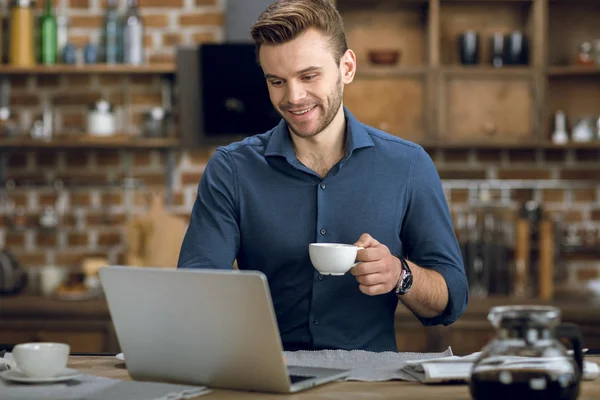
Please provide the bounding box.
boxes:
[177,0,468,352]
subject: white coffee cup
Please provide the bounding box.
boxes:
[309,243,364,275]
[12,342,70,378]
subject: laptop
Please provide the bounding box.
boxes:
[99,266,350,393]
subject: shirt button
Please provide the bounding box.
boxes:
[318,274,323,281]
[320,183,326,190]
[320,228,327,235]
[313,319,320,325]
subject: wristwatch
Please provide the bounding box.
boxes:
[394,257,413,295]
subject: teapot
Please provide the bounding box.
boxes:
[469,305,583,400]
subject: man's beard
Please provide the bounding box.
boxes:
[278,75,343,139]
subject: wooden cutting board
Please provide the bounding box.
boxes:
[125,194,187,268]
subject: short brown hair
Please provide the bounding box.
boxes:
[250,0,348,64]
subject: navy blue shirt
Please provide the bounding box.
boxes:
[178,108,468,352]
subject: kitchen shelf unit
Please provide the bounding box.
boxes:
[332,0,600,148]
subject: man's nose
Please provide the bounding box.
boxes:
[286,81,307,104]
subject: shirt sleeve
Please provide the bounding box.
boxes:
[177,149,239,270]
[401,146,469,326]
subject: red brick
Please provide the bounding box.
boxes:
[36,75,60,88]
[142,15,170,28]
[438,170,486,180]
[37,232,58,247]
[13,252,47,266]
[497,169,551,180]
[179,13,224,26]
[56,251,102,266]
[101,192,123,206]
[10,93,39,106]
[556,210,584,222]
[561,169,600,180]
[65,75,92,86]
[54,172,109,185]
[181,173,202,185]
[68,0,89,7]
[163,33,183,46]
[39,193,58,207]
[52,93,101,106]
[144,34,153,49]
[449,189,469,204]
[543,149,566,163]
[574,149,600,162]
[196,0,217,4]
[149,53,175,64]
[132,172,165,186]
[87,213,126,226]
[107,93,125,106]
[188,149,212,165]
[69,16,103,29]
[70,193,91,206]
[476,150,502,163]
[62,112,86,130]
[592,209,600,221]
[140,0,184,7]
[577,268,599,281]
[130,74,156,85]
[68,233,89,246]
[99,75,123,86]
[133,151,153,166]
[131,93,162,106]
[508,149,537,163]
[573,189,597,203]
[9,75,28,89]
[443,150,469,163]
[35,153,56,171]
[8,152,28,168]
[65,151,89,167]
[5,232,25,247]
[191,32,217,44]
[9,193,28,207]
[68,35,91,48]
[541,189,565,203]
[95,151,121,167]
[513,189,534,203]
[98,232,122,246]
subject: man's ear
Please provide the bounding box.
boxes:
[340,49,356,84]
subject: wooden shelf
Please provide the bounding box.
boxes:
[440,66,533,77]
[547,66,600,77]
[419,141,600,149]
[0,64,176,75]
[0,136,180,149]
[356,66,427,78]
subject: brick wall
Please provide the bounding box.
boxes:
[1,0,599,296]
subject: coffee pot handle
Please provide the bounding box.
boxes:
[555,322,584,376]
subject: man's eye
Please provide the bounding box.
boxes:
[269,80,283,87]
[303,75,317,81]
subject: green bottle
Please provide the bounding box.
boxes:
[40,0,57,65]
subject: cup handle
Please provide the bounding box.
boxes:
[555,322,584,377]
[352,247,365,267]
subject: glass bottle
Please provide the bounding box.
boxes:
[122,0,144,65]
[56,11,68,63]
[102,0,122,64]
[40,0,57,65]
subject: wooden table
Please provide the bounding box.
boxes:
[67,355,600,399]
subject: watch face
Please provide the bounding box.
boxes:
[402,273,413,293]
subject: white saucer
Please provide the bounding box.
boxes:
[116,353,125,361]
[0,368,82,383]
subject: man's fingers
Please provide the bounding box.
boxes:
[354,233,380,249]
[359,283,387,296]
[355,273,385,286]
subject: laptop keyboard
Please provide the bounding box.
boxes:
[289,374,315,384]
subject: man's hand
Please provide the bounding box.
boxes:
[350,233,402,296]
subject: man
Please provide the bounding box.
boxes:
[178,0,468,352]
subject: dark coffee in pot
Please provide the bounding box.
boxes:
[470,369,580,400]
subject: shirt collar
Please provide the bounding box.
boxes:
[265,106,374,160]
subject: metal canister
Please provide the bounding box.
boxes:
[9,0,35,66]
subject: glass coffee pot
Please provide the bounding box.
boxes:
[469,305,583,400]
